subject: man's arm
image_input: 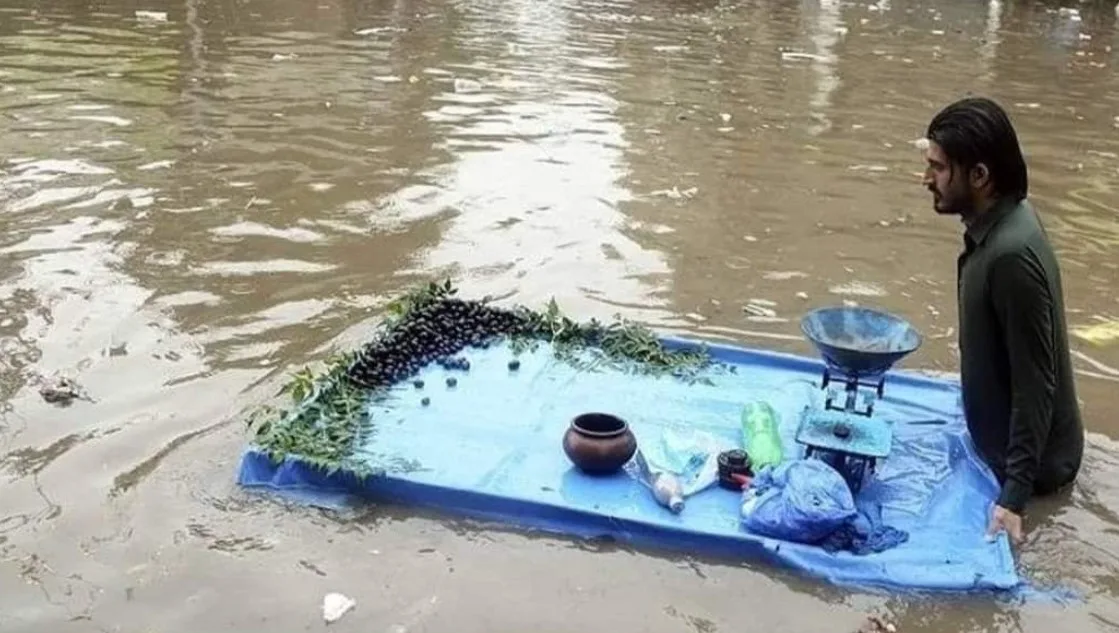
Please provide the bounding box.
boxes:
[988,249,1057,514]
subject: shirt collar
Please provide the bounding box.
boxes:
[964,196,1020,248]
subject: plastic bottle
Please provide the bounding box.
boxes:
[742,400,784,470]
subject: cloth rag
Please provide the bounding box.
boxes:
[821,498,909,556]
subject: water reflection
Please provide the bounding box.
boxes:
[1,0,1119,630]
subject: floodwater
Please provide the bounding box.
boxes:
[2,0,1119,630]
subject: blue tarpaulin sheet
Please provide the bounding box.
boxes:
[237,336,1021,594]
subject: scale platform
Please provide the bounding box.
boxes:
[795,408,892,459]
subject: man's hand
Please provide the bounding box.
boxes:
[986,505,1024,545]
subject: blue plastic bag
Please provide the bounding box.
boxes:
[740,459,858,544]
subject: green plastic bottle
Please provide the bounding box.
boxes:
[742,401,784,470]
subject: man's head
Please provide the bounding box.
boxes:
[922,96,1028,220]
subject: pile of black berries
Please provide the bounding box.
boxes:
[346,299,524,389]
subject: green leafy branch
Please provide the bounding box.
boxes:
[245,278,716,475]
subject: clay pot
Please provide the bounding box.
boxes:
[562,413,637,475]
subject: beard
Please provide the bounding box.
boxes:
[930,184,969,216]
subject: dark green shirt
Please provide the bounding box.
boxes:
[957,196,1083,514]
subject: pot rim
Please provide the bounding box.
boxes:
[571,412,629,438]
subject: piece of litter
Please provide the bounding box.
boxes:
[781,51,826,62]
[720,113,732,122]
[409,75,419,83]
[323,593,356,623]
[38,375,93,406]
[135,10,167,21]
[829,281,887,297]
[763,270,808,281]
[354,26,406,35]
[1071,319,1119,346]
[271,53,297,61]
[138,160,175,171]
[796,292,809,300]
[743,303,778,319]
[649,186,698,200]
[717,127,734,133]
[375,75,402,83]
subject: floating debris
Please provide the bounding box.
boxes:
[649,185,698,200]
[1058,6,1081,21]
[763,270,808,281]
[1072,318,1119,347]
[135,10,167,21]
[322,592,356,623]
[781,51,827,62]
[829,281,887,297]
[137,159,175,171]
[38,376,92,406]
[354,26,407,35]
[743,301,778,319]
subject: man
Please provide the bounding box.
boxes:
[922,96,1084,545]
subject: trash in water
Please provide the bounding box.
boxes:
[135,10,167,21]
[829,281,887,297]
[649,185,698,200]
[781,51,827,62]
[354,26,406,35]
[720,112,732,122]
[1058,6,1081,21]
[743,300,778,319]
[764,270,808,281]
[1072,318,1119,346]
[38,375,92,406]
[322,593,356,623]
[271,53,297,61]
[375,75,403,83]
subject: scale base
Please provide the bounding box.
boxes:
[797,380,894,496]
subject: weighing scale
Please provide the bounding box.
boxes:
[795,306,922,494]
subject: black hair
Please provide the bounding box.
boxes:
[926,96,1029,201]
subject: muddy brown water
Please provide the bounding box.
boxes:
[2,0,1119,630]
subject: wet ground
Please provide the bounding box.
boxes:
[2,0,1119,630]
